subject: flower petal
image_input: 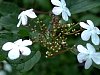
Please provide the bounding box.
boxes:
[25,9,37,18]
[14,39,22,46]
[85,58,92,69]
[17,18,22,27]
[20,47,31,56]
[77,45,88,53]
[77,53,88,63]
[62,11,68,21]
[18,12,23,19]
[22,40,32,46]
[21,15,28,25]
[2,42,15,51]
[64,7,71,16]
[95,27,100,34]
[81,30,91,41]
[8,49,20,60]
[92,53,100,64]
[86,43,95,53]
[79,22,90,29]
[87,20,94,28]
[91,33,99,45]
[52,7,62,15]
[51,0,61,6]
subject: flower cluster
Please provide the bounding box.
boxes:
[77,20,100,69]
[2,0,71,60]
[1,0,100,71]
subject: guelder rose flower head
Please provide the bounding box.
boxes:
[51,0,71,21]
[77,43,100,69]
[17,9,37,27]
[2,39,32,60]
[80,20,100,45]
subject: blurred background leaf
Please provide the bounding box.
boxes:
[67,0,100,14]
[0,2,19,15]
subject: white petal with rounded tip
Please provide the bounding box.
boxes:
[51,0,61,6]
[91,33,99,45]
[92,53,100,64]
[85,58,92,69]
[21,15,28,25]
[25,9,33,13]
[20,47,31,56]
[2,42,15,51]
[64,7,71,16]
[17,12,25,27]
[14,39,22,46]
[52,7,62,15]
[95,27,100,34]
[77,45,88,53]
[86,43,95,53]
[22,40,32,46]
[25,9,37,18]
[81,30,91,41]
[17,18,22,27]
[79,22,90,29]
[87,20,94,28]
[62,11,68,21]
[18,12,24,19]
[8,49,20,60]
[77,53,88,63]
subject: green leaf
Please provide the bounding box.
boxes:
[68,0,100,14]
[0,14,18,33]
[0,2,19,15]
[16,51,41,72]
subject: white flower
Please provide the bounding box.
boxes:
[17,9,37,27]
[80,20,100,45]
[51,0,71,21]
[77,43,100,69]
[2,39,32,60]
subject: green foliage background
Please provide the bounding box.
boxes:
[0,0,100,75]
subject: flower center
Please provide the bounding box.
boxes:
[90,27,96,34]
